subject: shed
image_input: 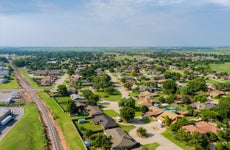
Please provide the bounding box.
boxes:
[78,118,86,124]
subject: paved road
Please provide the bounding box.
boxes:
[10,61,63,150]
[51,73,68,93]
[106,70,130,98]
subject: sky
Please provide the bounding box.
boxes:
[0,0,230,47]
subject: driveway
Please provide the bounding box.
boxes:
[122,117,182,150]
[51,73,68,92]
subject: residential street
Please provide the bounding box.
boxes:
[105,70,130,98]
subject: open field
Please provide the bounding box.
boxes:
[0,76,20,89]
[211,62,230,73]
[0,103,45,150]
[161,129,195,150]
[38,91,86,150]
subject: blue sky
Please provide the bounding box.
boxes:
[0,0,230,47]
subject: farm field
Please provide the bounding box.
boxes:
[0,103,45,150]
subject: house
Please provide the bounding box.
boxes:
[0,108,12,122]
[156,111,180,125]
[104,127,138,150]
[0,67,9,76]
[192,102,216,110]
[70,94,84,101]
[146,106,163,117]
[86,106,103,117]
[208,90,225,98]
[0,78,8,84]
[182,121,219,134]
[40,76,53,86]
[93,114,117,129]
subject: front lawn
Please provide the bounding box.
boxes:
[103,109,119,117]
[38,91,86,150]
[95,90,122,102]
[161,129,194,150]
[143,142,159,150]
[0,103,46,150]
[118,124,135,133]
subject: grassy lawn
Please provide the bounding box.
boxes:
[95,91,122,102]
[38,91,86,150]
[206,79,227,84]
[118,124,135,133]
[103,109,119,117]
[129,91,139,97]
[18,68,53,89]
[0,76,20,89]
[211,62,230,73]
[55,96,71,103]
[0,103,45,150]
[161,129,195,150]
[143,142,159,150]
[75,119,102,132]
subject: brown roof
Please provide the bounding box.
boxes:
[182,121,218,134]
[104,127,137,149]
[86,106,103,117]
[209,90,225,97]
[157,111,179,122]
[139,91,155,98]
[138,97,153,107]
[146,106,163,117]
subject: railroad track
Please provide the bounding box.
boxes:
[10,62,63,150]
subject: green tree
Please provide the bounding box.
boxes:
[163,80,177,94]
[120,107,135,121]
[104,86,115,95]
[66,101,78,113]
[163,116,172,126]
[194,94,207,103]
[137,127,147,137]
[124,82,133,90]
[119,98,135,108]
[140,106,149,113]
[187,78,207,95]
[57,85,68,96]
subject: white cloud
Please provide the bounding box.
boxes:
[208,0,230,7]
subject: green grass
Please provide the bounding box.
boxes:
[118,124,135,133]
[161,129,195,150]
[75,119,102,132]
[18,68,53,89]
[206,79,226,84]
[95,91,122,102]
[211,62,230,73]
[103,109,119,117]
[38,91,86,150]
[55,96,71,103]
[0,103,46,150]
[129,91,139,97]
[0,76,20,89]
[143,142,159,150]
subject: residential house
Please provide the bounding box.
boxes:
[192,102,216,110]
[208,90,225,98]
[138,91,156,107]
[70,94,84,101]
[146,106,163,117]
[86,106,103,117]
[104,127,138,150]
[40,76,53,86]
[0,67,9,76]
[93,114,118,129]
[0,78,8,84]
[182,121,219,134]
[156,111,180,125]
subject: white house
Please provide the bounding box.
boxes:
[0,67,9,76]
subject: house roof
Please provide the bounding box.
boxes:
[157,111,179,122]
[146,106,163,117]
[139,91,155,98]
[209,90,225,97]
[138,97,152,107]
[192,102,216,110]
[182,121,218,134]
[104,127,137,149]
[93,114,117,129]
[70,94,83,100]
[86,106,103,117]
